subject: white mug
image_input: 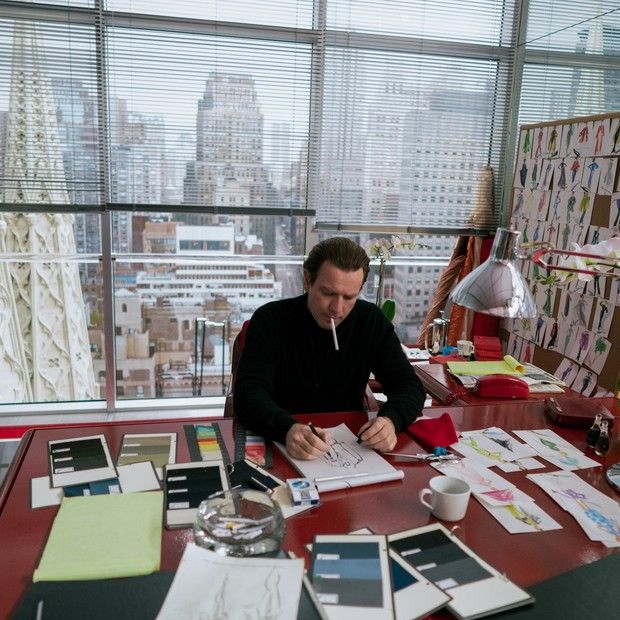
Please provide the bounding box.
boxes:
[419,476,471,521]
[457,340,474,357]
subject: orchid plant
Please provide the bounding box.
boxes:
[367,235,429,321]
[547,236,620,283]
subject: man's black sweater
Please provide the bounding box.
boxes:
[234,294,426,442]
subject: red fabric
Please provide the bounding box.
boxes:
[470,236,501,338]
[473,335,503,361]
[407,412,458,450]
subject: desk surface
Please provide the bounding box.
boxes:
[1,401,619,618]
[415,362,586,406]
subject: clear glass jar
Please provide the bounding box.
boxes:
[193,487,284,557]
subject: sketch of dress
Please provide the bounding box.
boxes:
[322,438,363,469]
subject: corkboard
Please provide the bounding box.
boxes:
[503,112,620,397]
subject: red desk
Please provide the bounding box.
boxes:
[1,402,619,618]
[414,362,585,406]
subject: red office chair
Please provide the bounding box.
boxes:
[224,319,379,416]
[223,320,249,417]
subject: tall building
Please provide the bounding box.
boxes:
[0,23,97,403]
[182,72,278,252]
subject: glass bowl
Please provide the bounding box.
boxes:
[193,487,284,557]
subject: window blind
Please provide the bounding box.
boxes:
[106,26,312,212]
[519,1,620,125]
[1,1,620,228]
[0,6,101,210]
[314,0,517,233]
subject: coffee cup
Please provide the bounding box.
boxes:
[457,340,474,357]
[419,476,470,521]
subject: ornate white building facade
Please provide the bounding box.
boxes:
[0,23,97,403]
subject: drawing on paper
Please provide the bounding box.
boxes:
[504,504,543,531]
[321,437,363,469]
[202,568,285,620]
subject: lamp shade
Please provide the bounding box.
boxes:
[449,228,537,318]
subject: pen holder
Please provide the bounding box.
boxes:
[193,487,284,557]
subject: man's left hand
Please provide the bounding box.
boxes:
[357,417,397,452]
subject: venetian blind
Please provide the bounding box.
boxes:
[519,1,620,126]
[0,2,101,211]
[313,0,518,234]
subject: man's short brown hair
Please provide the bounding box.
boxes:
[303,237,370,285]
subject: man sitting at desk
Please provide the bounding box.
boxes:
[234,237,426,459]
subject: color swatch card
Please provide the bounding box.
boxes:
[117,433,177,476]
[388,548,452,620]
[341,528,451,620]
[163,461,229,529]
[48,435,116,488]
[193,425,225,461]
[388,524,534,619]
[310,534,393,620]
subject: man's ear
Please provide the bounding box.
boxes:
[303,270,311,292]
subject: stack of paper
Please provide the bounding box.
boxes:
[447,355,525,376]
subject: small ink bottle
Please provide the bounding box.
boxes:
[594,420,610,456]
[586,413,602,449]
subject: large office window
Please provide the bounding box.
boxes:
[1,1,619,409]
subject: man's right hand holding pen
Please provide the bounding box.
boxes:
[285,422,332,460]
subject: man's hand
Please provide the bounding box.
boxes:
[357,417,397,452]
[285,423,332,460]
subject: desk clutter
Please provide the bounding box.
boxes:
[446,357,568,395]
[16,415,620,619]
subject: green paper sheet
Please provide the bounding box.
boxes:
[447,354,525,376]
[33,491,163,582]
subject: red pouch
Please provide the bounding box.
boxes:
[407,412,458,450]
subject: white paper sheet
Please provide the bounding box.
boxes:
[430,458,514,494]
[31,476,64,508]
[276,424,403,492]
[157,543,304,620]
[527,470,620,547]
[513,429,600,470]
[479,499,562,533]
[117,462,161,493]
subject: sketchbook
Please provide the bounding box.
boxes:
[275,423,404,492]
[388,523,534,619]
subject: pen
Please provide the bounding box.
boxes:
[36,600,43,620]
[384,452,458,462]
[330,318,339,351]
[315,472,368,483]
[308,423,334,458]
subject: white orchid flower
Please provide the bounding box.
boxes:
[552,236,620,281]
